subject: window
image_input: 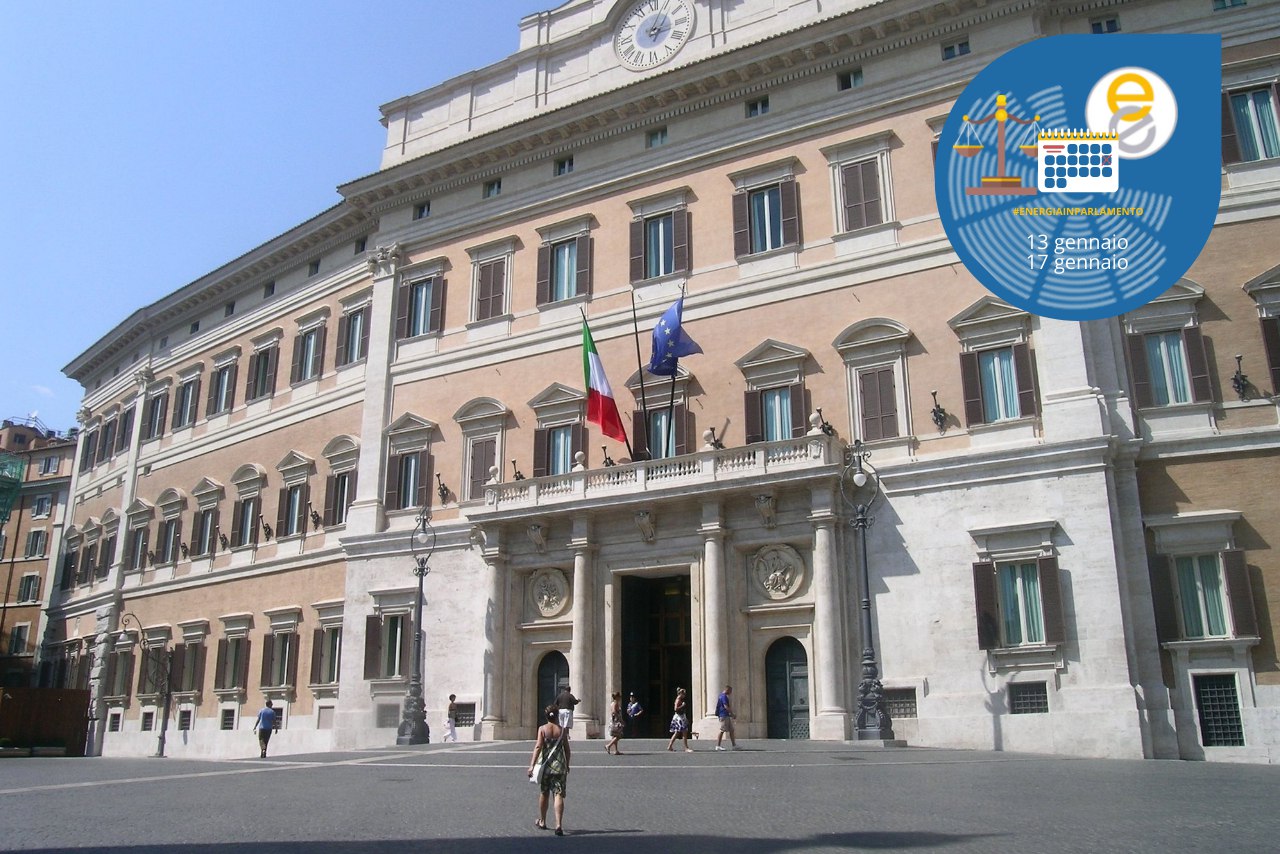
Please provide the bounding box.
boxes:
[1090,17,1120,33]
[79,430,98,472]
[336,306,369,367]
[1193,674,1245,746]
[214,636,249,690]
[231,496,259,548]
[190,321,200,335]
[260,632,297,688]
[960,343,1038,425]
[105,649,134,697]
[413,201,431,220]
[24,530,47,558]
[172,376,201,429]
[143,392,169,441]
[193,507,218,557]
[17,574,39,603]
[312,626,342,684]
[942,39,970,60]
[178,710,193,731]
[109,712,123,732]
[474,258,507,322]
[483,179,502,199]
[32,494,52,518]
[537,236,592,305]
[117,407,134,454]
[837,68,863,90]
[126,526,150,571]
[746,96,770,118]
[377,614,408,678]
[308,259,320,277]
[1213,0,1246,9]
[291,325,326,385]
[97,420,117,464]
[397,276,445,340]
[39,455,59,475]
[158,518,181,564]
[454,703,477,727]
[554,156,574,176]
[630,208,693,282]
[220,708,236,730]
[883,688,917,719]
[96,534,115,579]
[533,423,584,477]
[647,409,677,459]
[646,127,668,148]
[171,642,206,693]
[225,301,236,317]
[1224,86,1280,164]
[732,180,799,256]
[466,437,496,501]
[354,236,367,254]
[857,366,899,441]
[246,345,279,402]
[1008,682,1049,714]
[277,483,308,538]
[324,470,357,527]
[1127,327,1211,407]
[7,624,29,655]
[385,450,431,512]
[839,160,884,232]
[207,362,237,416]
[972,556,1065,650]
[77,545,95,585]
[1172,554,1232,638]
[263,281,275,299]
[742,384,805,444]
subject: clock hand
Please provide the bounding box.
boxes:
[647,1,670,38]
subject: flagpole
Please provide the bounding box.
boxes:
[581,309,635,461]
[663,285,686,458]
[630,290,652,460]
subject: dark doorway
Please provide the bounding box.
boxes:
[766,636,810,739]
[536,650,569,725]
[620,575,692,737]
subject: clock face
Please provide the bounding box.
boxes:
[614,0,695,71]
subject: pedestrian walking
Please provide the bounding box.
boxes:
[254,699,276,758]
[666,687,693,752]
[555,684,580,735]
[528,704,571,836]
[442,693,458,743]
[625,691,644,737]
[606,691,625,754]
[715,685,738,750]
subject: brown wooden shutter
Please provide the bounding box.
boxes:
[536,243,551,305]
[532,428,549,477]
[1013,342,1038,417]
[429,278,446,334]
[1127,333,1154,408]
[674,404,691,455]
[245,352,259,400]
[1037,556,1066,645]
[841,162,864,231]
[346,471,358,518]
[358,306,371,357]
[960,352,985,426]
[193,644,207,693]
[1147,554,1178,643]
[136,647,152,695]
[673,208,691,273]
[631,411,650,460]
[1222,92,1242,165]
[972,561,999,650]
[1182,326,1213,402]
[780,177,800,246]
[469,438,495,500]
[395,282,411,340]
[214,638,229,690]
[861,161,883,228]
[171,388,183,429]
[312,322,326,377]
[230,501,243,548]
[418,451,433,509]
[384,453,402,510]
[290,333,304,384]
[249,498,260,544]
[236,638,251,689]
[310,628,325,685]
[629,218,645,282]
[399,615,413,678]
[1222,549,1259,638]
[297,483,310,533]
[363,615,382,679]
[120,652,135,701]
[154,394,168,437]
[276,488,289,538]
[323,475,336,526]
[171,522,182,561]
[259,633,275,687]
[285,632,299,687]
[575,234,593,297]
[265,346,279,396]
[335,312,350,367]
[571,423,587,468]
[732,191,750,257]
[118,407,134,451]
[206,370,221,412]
[859,367,898,441]
[788,383,807,438]
[169,644,187,692]
[1261,317,1280,395]
[744,390,764,444]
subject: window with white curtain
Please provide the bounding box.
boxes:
[1144,331,1191,406]
[1174,554,1229,638]
[978,347,1019,422]
[998,561,1045,646]
[762,387,792,441]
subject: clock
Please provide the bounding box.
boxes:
[614,0,695,71]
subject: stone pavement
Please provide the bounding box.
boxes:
[1,738,1276,853]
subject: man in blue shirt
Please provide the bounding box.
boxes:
[255,699,276,758]
[715,685,738,751]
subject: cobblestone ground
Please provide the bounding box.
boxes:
[1,739,1276,853]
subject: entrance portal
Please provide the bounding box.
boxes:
[765,636,810,739]
[536,650,569,723]
[620,575,692,737]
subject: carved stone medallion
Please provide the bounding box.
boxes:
[530,568,570,618]
[751,544,806,601]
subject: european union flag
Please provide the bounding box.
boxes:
[648,297,702,376]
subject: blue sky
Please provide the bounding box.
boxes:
[0,0,540,434]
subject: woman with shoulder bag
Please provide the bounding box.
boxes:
[605,691,625,755]
[666,687,693,752]
[528,703,571,836]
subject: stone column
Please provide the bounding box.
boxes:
[346,244,401,535]
[701,501,727,732]
[810,485,850,739]
[569,516,598,734]
[478,527,507,739]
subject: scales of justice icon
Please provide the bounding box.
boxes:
[956,93,1041,196]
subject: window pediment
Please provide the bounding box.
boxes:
[218,613,254,638]
[1243,264,1280,317]
[156,489,188,519]
[231,464,268,498]
[177,619,210,643]
[949,297,1031,351]
[834,318,912,365]
[276,451,317,486]
[625,366,692,408]
[466,236,519,262]
[454,398,510,434]
[1122,279,1204,334]
[387,413,437,454]
[536,215,596,244]
[125,499,155,528]
[528,383,585,427]
[627,186,693,218]
[322,435,360,472]
[736,340,810,389]
[192,477,225,508]
[1145,510,1241,554]
[727,157,800,191]
[969,519,1058,561]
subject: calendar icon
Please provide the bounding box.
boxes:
[1037,130,1119,194]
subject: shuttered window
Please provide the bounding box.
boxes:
[474,259,507,322]
[840,159,883,232]
[1221,85,1280,165]
[630,209,691,282]
[960,343,1038,426]
[336,306,370,367]
[972,557,1065,649]
[732,179,800,257]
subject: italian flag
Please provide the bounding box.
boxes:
[582,318,628,443]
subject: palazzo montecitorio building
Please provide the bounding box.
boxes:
[42,0,1280,762]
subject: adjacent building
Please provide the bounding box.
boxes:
[43,0,1280,762]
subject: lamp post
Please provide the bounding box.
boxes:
[397,512,434,745]
[839,440,895,740]
[118,612,172,757]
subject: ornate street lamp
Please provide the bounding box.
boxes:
[839,440,895,740]
[397,512,434,745]
[118,612,173,757]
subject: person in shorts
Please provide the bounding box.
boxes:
[715,685,738,750]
